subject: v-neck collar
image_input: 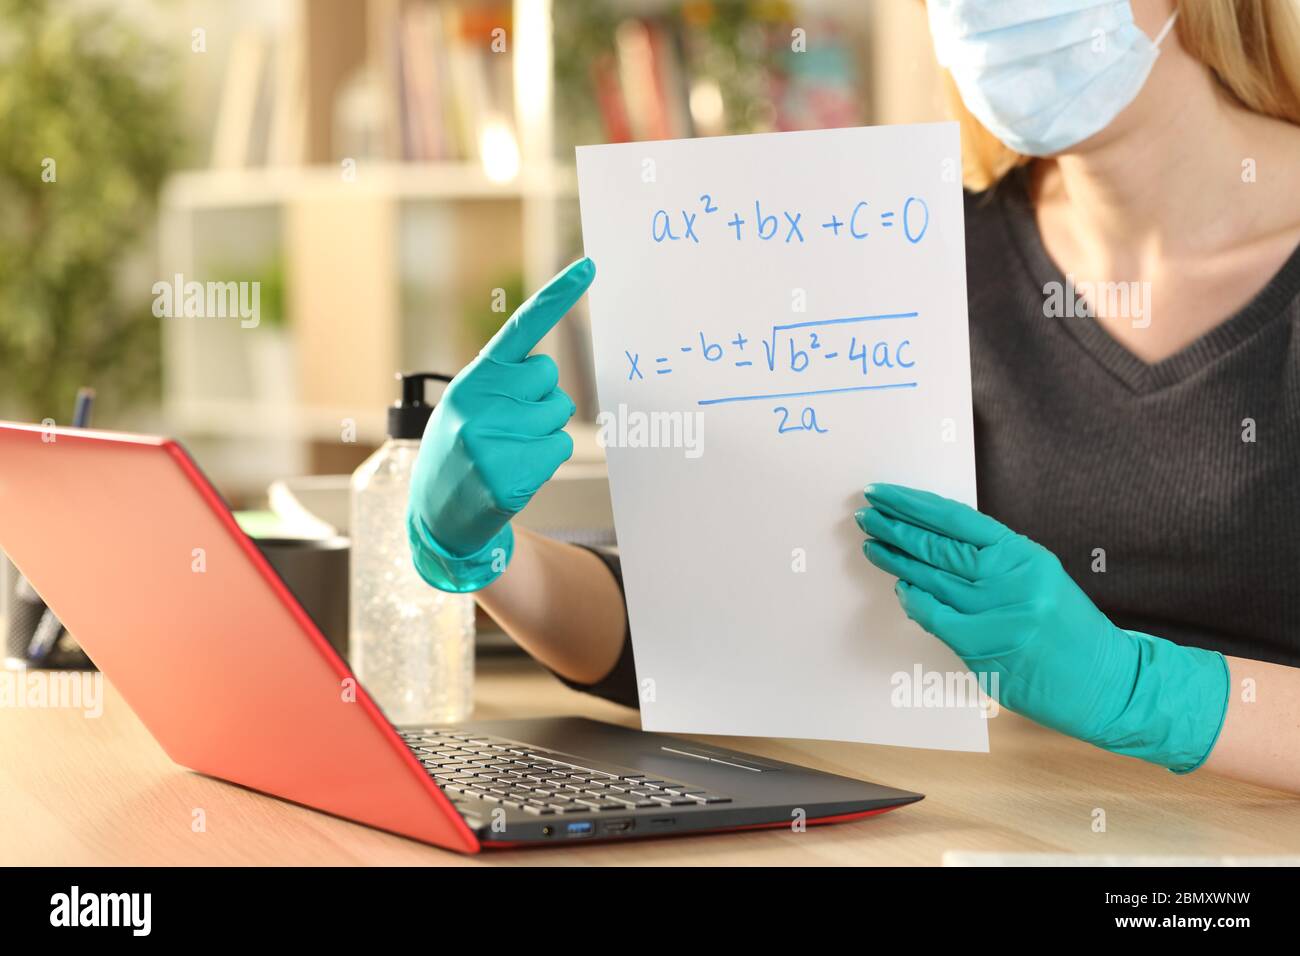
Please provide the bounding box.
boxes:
[993,169,1300,396]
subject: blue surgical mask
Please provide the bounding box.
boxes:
[927,0,1179,156]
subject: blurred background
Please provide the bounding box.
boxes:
[0,0,947,507]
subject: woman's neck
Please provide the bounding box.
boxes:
[1033,58,1272,269]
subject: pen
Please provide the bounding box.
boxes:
[26,388,94,665]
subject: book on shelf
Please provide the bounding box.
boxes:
[208,0,515,170]
[390,0,514,163]
[567,12,864,146]
[210,23,308,170]
[210,28,269,169]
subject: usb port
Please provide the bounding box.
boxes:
[602,819,634,835]
[565,821,595,838]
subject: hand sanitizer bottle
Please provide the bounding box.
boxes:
[350,372,474,725]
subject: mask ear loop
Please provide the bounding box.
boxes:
[1152,9,1179,48]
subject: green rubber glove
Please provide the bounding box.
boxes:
[407,258,595,593]
[856,483,1229,773]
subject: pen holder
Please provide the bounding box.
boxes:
[1,550,93,670]
[252,536,351,663]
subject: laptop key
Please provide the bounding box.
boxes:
[522,805,555,815]
[574,798,625,811]
[609,796,657,809]
[524,755,623,776]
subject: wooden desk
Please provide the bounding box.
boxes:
[2,654,1296,865]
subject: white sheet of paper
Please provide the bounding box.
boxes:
[576,123,987,751]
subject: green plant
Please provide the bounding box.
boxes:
[459,270,523,353]
[0,0,185,420]
[211,258,289,330]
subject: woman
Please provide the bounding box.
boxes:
[408,0,1300,791]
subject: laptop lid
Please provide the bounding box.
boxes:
[0,422,478,853]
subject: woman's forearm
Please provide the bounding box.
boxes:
[475,526,627,685]
[1203,656,1300,793]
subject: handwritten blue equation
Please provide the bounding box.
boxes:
[652,193,930,245]
[624,311,918,436]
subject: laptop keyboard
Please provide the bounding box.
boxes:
[398,729,732,816]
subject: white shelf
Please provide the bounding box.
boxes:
[168,399,606,462]
[168,399,389,443]
[161,161,577,211]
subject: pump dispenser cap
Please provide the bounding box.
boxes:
[388,371,452,439]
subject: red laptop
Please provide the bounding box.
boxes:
[0,422,921,852]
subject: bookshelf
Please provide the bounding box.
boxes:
[160,0,570,481]
[157,0,937,495]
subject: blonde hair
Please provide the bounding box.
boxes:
[946,0,1300,190]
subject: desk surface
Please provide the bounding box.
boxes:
[2,654,1296,865]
